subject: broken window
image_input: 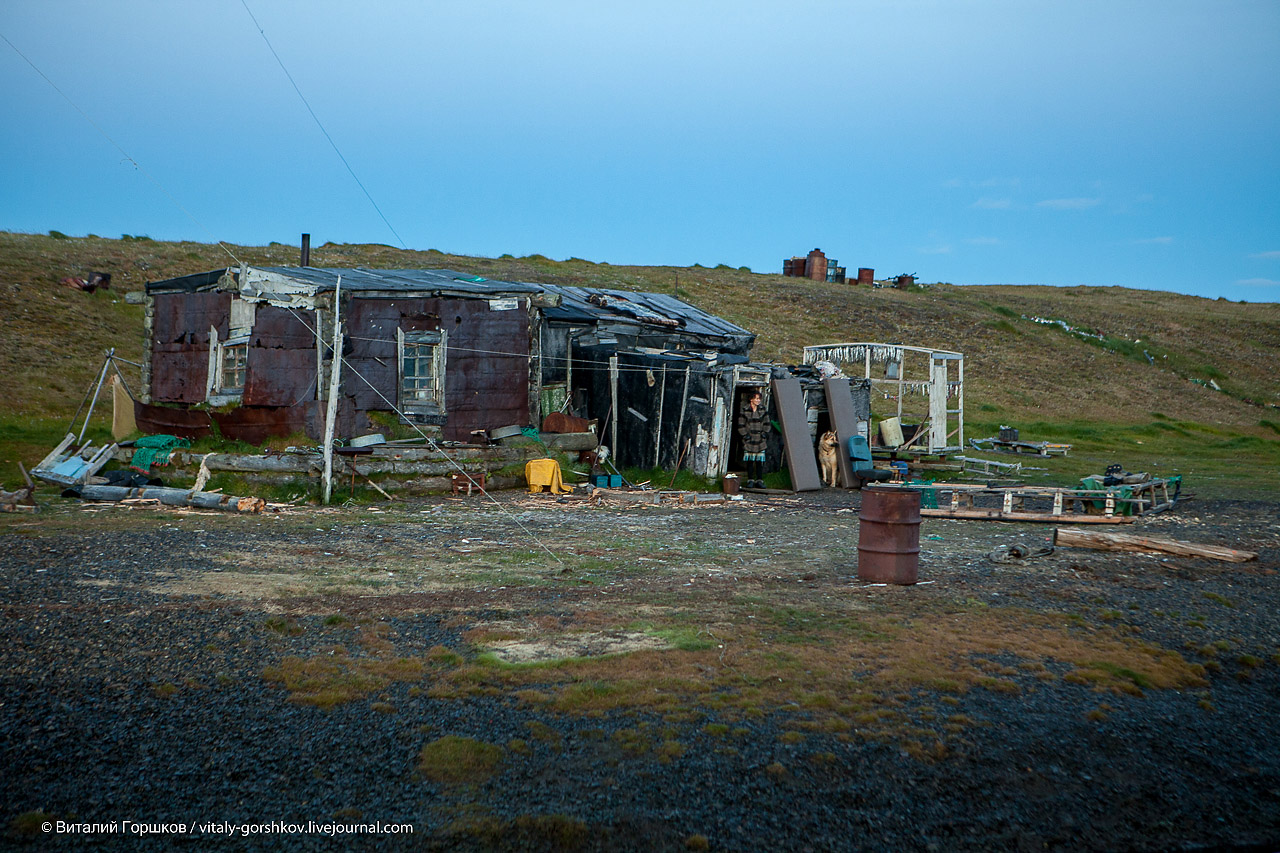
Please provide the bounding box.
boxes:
[205,298,256,405]
[206,327,250,404]
[398,328,446,416]
[220,341,248,392]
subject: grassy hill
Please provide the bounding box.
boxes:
[2,230,1278,499]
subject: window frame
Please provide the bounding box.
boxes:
[206,327,250,405]
[397,327,447,417]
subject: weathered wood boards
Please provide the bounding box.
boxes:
[1054,527,1257,562]
[888,476,1179,523]
[74,485,266,513]
[770,376,822,492]
[0,464,37,512]
[822,377,861,488]
[33,433,118,487]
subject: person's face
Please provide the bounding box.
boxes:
[750,393,761,407]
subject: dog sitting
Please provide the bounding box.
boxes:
[818,430,840,488]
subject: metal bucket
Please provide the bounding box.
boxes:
[857,486,921,584]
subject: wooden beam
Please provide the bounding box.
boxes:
[1054,527,1257,562]
[921,508,1136,524]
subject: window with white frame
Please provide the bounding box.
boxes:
[206,327,250,404]
[206,298,256,405]
[220,340,248,391]
[398,328,446,416]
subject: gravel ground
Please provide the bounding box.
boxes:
[1,490,1278,852]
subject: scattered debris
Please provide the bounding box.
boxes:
[958,455,1024,476]
[69,484,268,514]
[877,476,1179,523]
[450,471,488,496]
[0,464,38,512]
[989,543,1055,563]
[1054,527,1257,563]
[969,435,1071,457]
[33,433,118,487]
[129,434,190,473]
[59,272,111,293]
[592,487,735,506]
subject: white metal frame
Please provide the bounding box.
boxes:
[803,342,964,454]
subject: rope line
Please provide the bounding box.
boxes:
[270,329,714,374]
[279,304,568,567]
[0,31,242,266]
[239,0,407,250]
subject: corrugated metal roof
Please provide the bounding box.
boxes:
[145,269,226,293]
[254,267,541,295]
[145,269,751,343]
[147,267,540,296]
[539,284,752,340]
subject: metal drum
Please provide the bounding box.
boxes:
[857,486,921,584]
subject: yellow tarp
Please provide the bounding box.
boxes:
[525,458,572,494]
[111,374,137,440]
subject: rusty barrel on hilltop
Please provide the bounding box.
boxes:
[857,486,921,584]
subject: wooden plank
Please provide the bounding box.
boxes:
[920,508,1136,524]
[770,375,822,492]
[1054,527,1257,562]
[822,377,860,488]
[36,433,77,471]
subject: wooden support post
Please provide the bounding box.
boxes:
[672,365,691,473]
[322,276,343,505]
[609,355,619,459]
[654,365,667,468]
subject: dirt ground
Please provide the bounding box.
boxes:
[1,487,1278,851]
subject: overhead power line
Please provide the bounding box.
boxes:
[239,0,408,250]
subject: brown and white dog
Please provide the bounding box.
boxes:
[818,430,840,487]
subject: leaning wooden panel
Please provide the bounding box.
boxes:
[822,377,861,488]
[770,375,822,492]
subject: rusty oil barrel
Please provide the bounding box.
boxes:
[857,486,921,584]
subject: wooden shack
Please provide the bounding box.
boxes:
[138,266,547,444]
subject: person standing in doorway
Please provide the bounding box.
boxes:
[737,390,768,488]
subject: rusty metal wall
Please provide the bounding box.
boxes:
[149,292,230,403]
[440,298,530,440]
[344,298,400,411]
[344,296,530,441]
[244,305,318,406]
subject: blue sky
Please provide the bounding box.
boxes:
[2,1,1278,301]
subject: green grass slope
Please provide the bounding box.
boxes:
[2,230,1278,498]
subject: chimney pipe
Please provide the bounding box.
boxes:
[301,233,311,267]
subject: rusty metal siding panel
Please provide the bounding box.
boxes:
[347,298,404,359]
[344,298,402,410]
[243,305,319,406]
[149,292,230,403]
[251,304,316,349]
[149,352,209,403]
[244,349,316,406]
[341,296,531,440]
[442,300,530,441]
[151,292,229,348]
